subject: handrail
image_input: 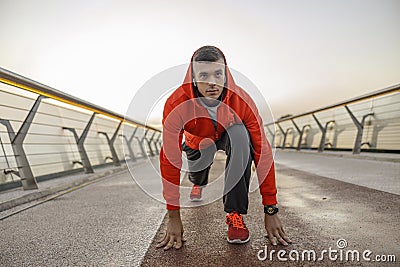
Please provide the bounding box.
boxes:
[266,84,400,125]
[0,67,161,190]
[264,84,400,154]
[0,67,160,132]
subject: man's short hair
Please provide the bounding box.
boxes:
[193,46,225,63]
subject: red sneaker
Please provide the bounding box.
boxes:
[190,185,203,201]
[226,211,250,244]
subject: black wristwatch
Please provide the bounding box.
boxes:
[264,205,279,216]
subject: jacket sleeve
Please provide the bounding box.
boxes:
[242,96,277,206]
[160,100,184,210]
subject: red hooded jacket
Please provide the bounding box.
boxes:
[160,49,277,210]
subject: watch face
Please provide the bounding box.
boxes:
[267,207,275,214]
[264,205,278,215]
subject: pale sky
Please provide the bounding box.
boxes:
[1,0,399,127]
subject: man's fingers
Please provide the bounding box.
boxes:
[156,234,168,248]
[279,228,292,244]
[164,236,175,251]
[267,229,277,246]
[274,230,288,246]
[157,233,167,243]
[175,235,183,250]
[156,233,169,248]
[281,226,286,234]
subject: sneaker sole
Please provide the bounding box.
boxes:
[190,198,202,202]
[227,236,250,244]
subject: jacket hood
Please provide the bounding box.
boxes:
[181,46,237,101]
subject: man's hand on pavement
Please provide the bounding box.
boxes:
[156,210,185,250]
[264,213,292,246]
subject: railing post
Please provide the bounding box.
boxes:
[0,95,46,190]
[265,125,275,147]
[147,131,156,157]
[344,106,374,154]
[291,119,303,151]
[62,113,95,173]
[120,126,138,162]
[276,123,287,149]
[98,121,122,166]
[157,134,163,152]
[0,136,15,182]
[312,114,335,152]
[153,133,161,154]
[136,129,148,158]
[300,125,311,150]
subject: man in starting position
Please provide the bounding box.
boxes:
[157,45,292,250]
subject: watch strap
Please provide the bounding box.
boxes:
[264,205,279,215]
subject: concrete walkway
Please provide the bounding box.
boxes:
[0,150,399,266]
[274,149,400,195]
[141,152,400,266]
[0,158,166,266]
[0,163,131,213]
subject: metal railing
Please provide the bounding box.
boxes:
[265,84,400,154]
[0,67,161,190]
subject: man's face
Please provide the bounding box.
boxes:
[192,58,226,100]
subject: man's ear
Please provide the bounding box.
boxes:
[224,65,227,84]
[191,63,197,86]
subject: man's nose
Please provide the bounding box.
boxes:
[208,77,216,87]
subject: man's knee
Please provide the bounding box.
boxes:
[227,124,250,147]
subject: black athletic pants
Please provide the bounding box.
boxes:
[182,124,253,214]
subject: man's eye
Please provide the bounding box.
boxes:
[215,72,223,78]
[199,74,207,79]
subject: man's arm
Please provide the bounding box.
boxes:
[160,101,184,210]
[242,95,292,246]
[156,210,184,250]
[158,100,185,250]
[242,95,277,205]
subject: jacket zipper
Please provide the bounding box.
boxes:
[214,105,220,139]
[196,98,221,140]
